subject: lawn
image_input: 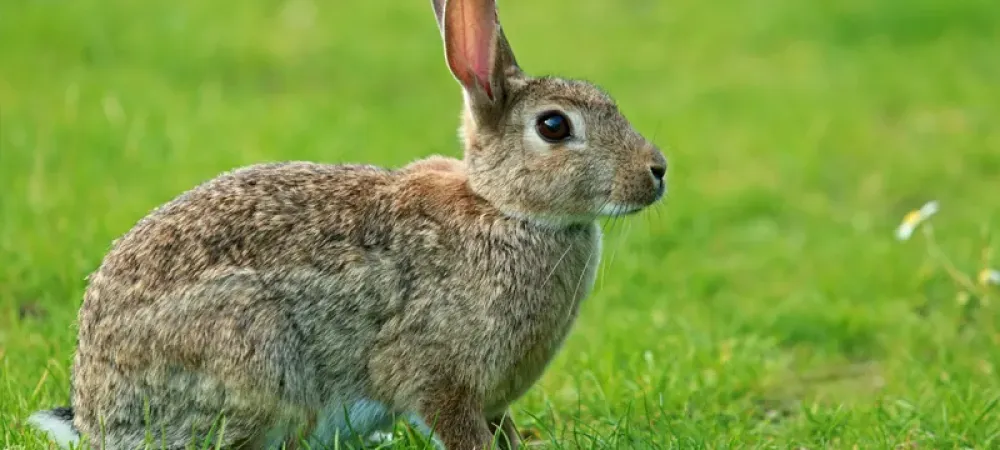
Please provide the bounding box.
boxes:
[2,0,999,448]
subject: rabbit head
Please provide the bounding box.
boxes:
[431,0,668,226]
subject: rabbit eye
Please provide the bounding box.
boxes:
[535,111,572,142]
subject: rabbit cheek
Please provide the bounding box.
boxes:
[524,151,602,218]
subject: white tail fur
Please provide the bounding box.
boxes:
[28,408,80,449]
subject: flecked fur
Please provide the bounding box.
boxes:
[29,0,667,449]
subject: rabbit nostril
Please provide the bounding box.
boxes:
[649,165,666,181]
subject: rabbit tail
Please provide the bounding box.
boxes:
[28,407,80,449]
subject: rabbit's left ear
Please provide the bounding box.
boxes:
[431,0,520,103]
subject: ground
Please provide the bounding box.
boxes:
[2,0,999,448]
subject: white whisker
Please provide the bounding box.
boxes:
[569,227,602,322]
[542,240,576,289]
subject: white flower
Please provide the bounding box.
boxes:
[979,269,1000,287]
[895,201,939,241]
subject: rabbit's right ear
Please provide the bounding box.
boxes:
[430,0,521,107]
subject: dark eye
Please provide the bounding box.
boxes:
[535,111,572,142]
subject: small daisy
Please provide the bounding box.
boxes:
[979,268,1000,287]
[895,201,939,241]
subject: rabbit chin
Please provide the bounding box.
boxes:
[500,202,651,228]
[598,203,647,217]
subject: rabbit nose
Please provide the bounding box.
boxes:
[649,164,666,182]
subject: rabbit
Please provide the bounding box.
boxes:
[27,0,668,449]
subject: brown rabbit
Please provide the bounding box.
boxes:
[28,0,668,448]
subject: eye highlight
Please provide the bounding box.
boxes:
[535,111,572,143]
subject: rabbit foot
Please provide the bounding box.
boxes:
[418,386,492,450]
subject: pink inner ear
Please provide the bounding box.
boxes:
[470,18,495,99]
[446,0,498,100]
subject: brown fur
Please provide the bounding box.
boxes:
[32,1,667,449]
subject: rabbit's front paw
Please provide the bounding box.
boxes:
[418,386,492,450]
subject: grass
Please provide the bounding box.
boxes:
[1,0,999,447]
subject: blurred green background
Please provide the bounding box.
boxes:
[2,0,999,447]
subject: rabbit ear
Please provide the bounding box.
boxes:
[432,0,519,103]
[431,0,446,29]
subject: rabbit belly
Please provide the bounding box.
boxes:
[266,399,432,448]
[309,399,393,445]
[267,399,444,449]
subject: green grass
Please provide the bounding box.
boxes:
[2,0,999,447]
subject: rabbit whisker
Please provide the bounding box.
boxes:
[603,208,629,285]
[569,225,602,323]
[542,240,576,290]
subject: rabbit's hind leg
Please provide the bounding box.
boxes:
[71,373,274,450]
[90,412,270,450]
